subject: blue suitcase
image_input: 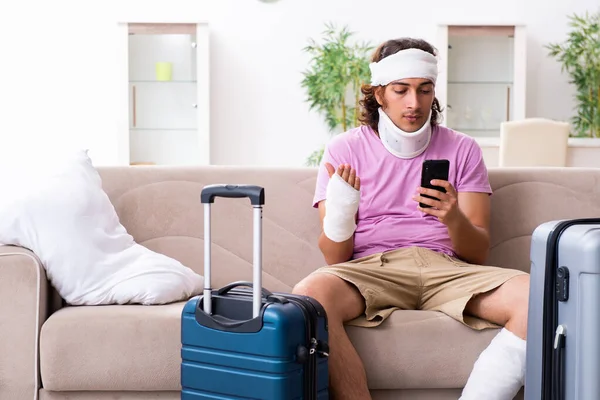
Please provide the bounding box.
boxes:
[181,184,330,399]
[525,218,600,400]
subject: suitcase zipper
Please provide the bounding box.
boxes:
[553,325,566,400]
[284,296,318,400]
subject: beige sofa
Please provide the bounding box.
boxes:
[3,165,600,400]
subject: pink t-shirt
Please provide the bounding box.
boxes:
[313,124,492,260]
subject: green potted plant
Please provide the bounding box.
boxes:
[300,23,373,165]
[546,10,600,138]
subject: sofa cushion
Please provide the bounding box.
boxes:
[97,166,327,294]
[40,303,186,391]
[40,304,498,391]
[347,310,499,390]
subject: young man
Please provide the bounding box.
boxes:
[292,38,530,400]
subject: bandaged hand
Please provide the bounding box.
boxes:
[322,163,361,242]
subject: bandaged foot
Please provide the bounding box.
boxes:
[323,173,360,242]
[459,328,526,400]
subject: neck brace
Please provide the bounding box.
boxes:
[377,107,432,159]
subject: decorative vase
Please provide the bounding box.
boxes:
[155,62,173,81]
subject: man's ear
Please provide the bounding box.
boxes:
[374,86,385,106]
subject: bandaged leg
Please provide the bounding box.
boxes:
[322,173,360,242]
[459,328,527,400]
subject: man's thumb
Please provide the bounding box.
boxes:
[324,162,335,178]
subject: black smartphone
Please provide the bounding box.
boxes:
[420,159,450,208]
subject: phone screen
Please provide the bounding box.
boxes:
[420,159,450,208]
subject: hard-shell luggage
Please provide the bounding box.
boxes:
[525,218,600,400]
[181,184,330,399]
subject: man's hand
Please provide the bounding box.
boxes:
[413,179,463,227]
[413,180,492,265]
[325,162,361,191]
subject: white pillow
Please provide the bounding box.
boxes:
[0,148,204,305]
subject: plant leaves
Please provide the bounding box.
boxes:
[546,10,600,137]
[300,22,373,164]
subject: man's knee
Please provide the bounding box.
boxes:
[292,272,364,322]
[292,272,346,308]
[508,274,530,311]
[505,274,530,338]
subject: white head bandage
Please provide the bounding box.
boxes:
[369,48,438,86]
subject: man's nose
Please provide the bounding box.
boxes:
[405,91,419,109]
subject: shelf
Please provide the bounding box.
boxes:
[450,127,500,138]
[452,128,499,132]
[448,81,513,84]
[129,80,197,83]
[130,128,196,131]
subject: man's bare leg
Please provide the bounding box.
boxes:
[460,274,530,400]
[293,272,371,400]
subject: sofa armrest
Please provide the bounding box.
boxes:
[0,245,48,400]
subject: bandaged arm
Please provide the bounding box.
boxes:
[322,174,360,242]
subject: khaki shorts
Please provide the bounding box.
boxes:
[312,246,528,330]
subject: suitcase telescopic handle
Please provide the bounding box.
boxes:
[200,184,265,319]
[201,184,265,205]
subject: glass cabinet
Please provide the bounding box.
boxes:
[436,25,526,138]
[121,23,210,166]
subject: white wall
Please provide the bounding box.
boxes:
[1,0,598,166]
